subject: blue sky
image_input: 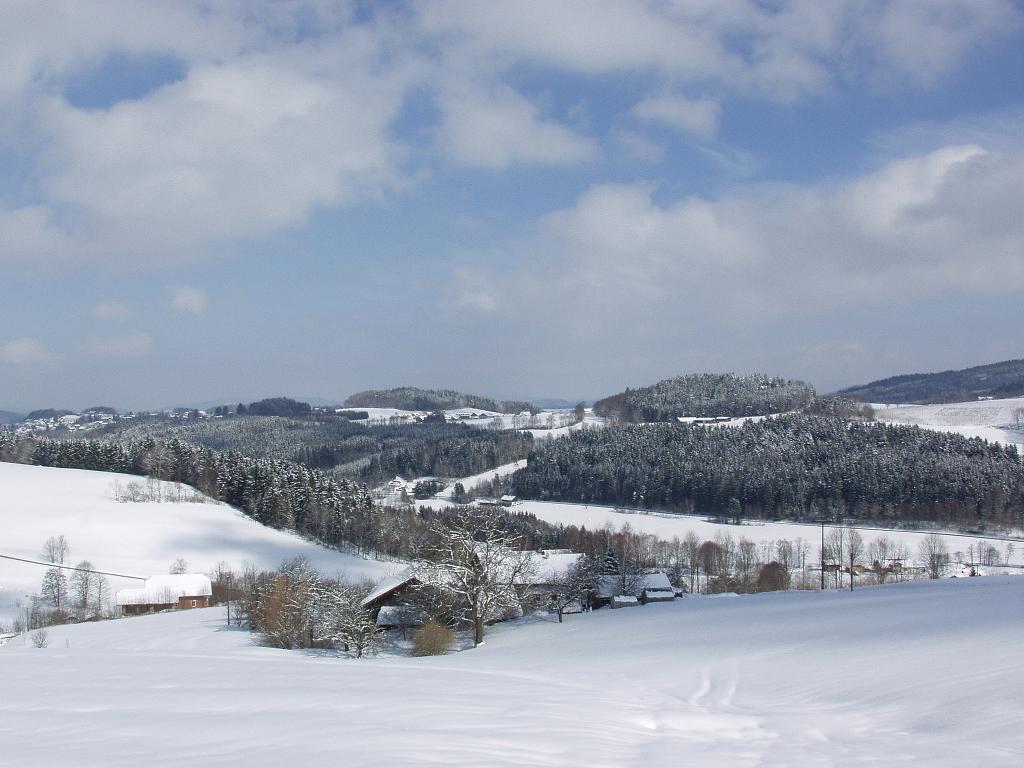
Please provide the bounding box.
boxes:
[2,1,1024,411]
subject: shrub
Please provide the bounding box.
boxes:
[31,629,49,648]
[411,620,454,656]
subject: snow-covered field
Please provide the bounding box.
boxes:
[432,460,527,499]
[874,396,1024,451]
[513,500,1022,567]
[1,577,1021,766]
[418,461,1024,566]
[0,463,399,624]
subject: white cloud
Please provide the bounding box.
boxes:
[0,0,1019,268]
[80,333,154,358]
[169,285,206,315]
[92,301,132,320]
[419,0,1021,101]
[438,84,597,169]
[451,267,499,312]
[611,129,665,163]
[632,92,720,140]
[37,49,408,261]
[455,144,1024,327]
[1,337,53,365]
[0,206,70,263]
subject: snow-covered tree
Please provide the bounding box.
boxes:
[547,555,600,622]
[415,507,536,646]
[312,580,381,658]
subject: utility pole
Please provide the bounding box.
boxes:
[819,519,826,590]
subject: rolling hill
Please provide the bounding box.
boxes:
[345,387,537,414]
[0,410,23,425]
[838,358,1024,404]
[0,462,399,625]
[593,373,815,421]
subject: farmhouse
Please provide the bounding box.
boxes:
[593,573,675,609]
[115,574,213,616]
[361,573,423,632]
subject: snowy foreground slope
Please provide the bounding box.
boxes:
[0,462,398,622]
[2,577,1022,767]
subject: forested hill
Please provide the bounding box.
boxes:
[0,410,23,425]
[344,387,537,414]
[837,358,1024,404]
[593,373,815,421]
[512,416,1024,530]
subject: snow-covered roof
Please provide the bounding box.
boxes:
[116,574,212,606]
[531,552,583,584]
[361,572,417,607]
[595,573,672,599]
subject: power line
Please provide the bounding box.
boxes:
[0,553,145,581]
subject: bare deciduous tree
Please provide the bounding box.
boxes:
[547,555,600,622]
[415,507,536,646]
[846,527,864,591]
[919,534,950,579]
[70,560,97,614]
[682,531,701,594]
[42,535,69,565]
[867,536,895,583]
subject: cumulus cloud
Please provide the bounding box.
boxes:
[453,144,1024,326]
[1,338,53,365]
[169,285,206,314]
[419,0,1021,100]
[438,84,597,169]
[92,301,132,320]
[0,1,1019,267]
[80,333,154,358]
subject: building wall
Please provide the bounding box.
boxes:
[176,595,210,610]
[120,595,210,616]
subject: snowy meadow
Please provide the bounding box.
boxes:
[1,577,1021,767]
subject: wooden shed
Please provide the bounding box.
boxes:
[115,574,213,616]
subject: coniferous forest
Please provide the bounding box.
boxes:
[74,415,533,483]
[593,373,816,421]
[512,416,1024,529]
[344,386,537,414]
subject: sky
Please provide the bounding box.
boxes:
[2,0,1024,411]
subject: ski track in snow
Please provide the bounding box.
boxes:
[1,578,1022,766]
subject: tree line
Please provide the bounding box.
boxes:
[0,432,420,561]
[54,414,534,483]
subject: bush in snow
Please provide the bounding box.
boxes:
[411,620,454,656]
